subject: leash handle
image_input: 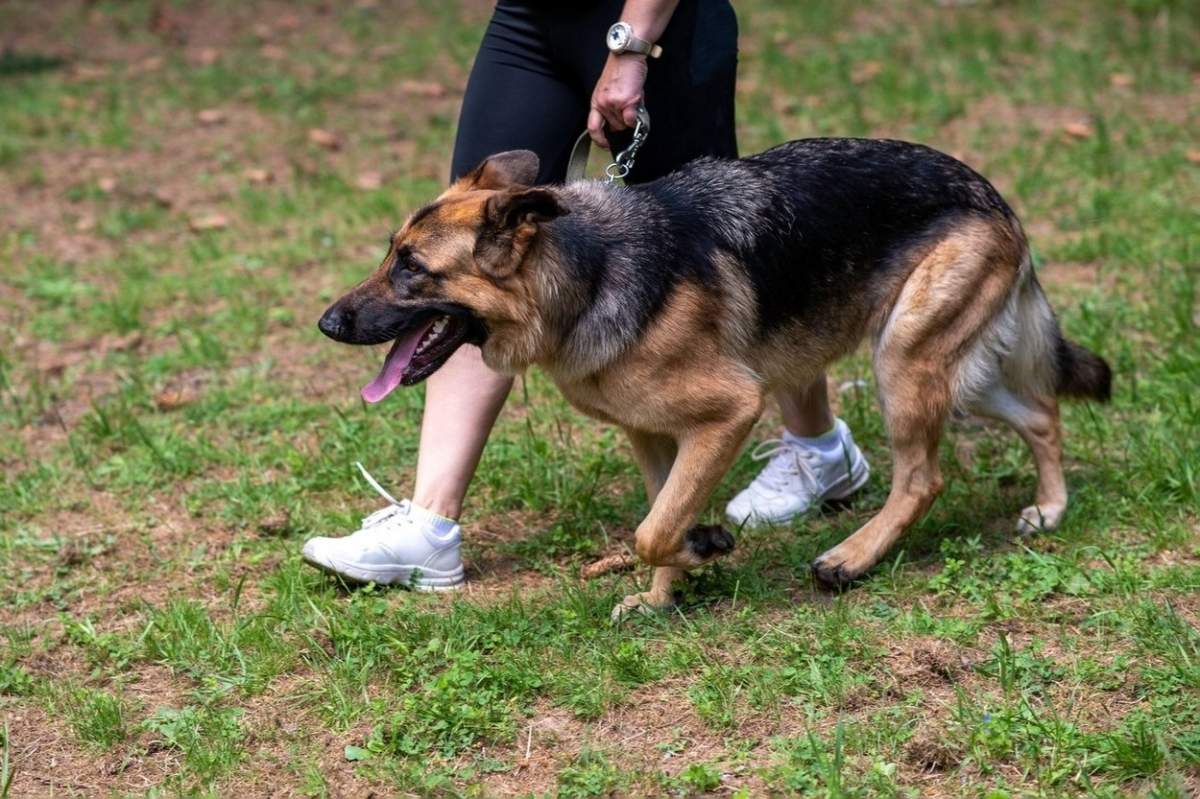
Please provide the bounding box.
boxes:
[565,105,651,184]
[566,130,592,183]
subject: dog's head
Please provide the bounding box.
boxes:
[318,150,569,403]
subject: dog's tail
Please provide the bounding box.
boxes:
[1054,333,1112,402]
[1010,260,1112,404]
[957,250,1112,410]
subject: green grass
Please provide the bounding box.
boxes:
[1,0,1198,795]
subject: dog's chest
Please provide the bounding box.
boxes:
[555,376,625,426]
[553,366,697,434]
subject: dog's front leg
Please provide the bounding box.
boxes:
[614,408,761,621]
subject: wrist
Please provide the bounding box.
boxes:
[605,20,663,58]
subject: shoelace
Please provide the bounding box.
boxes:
[749,438,822,494]
[355,462,408,528]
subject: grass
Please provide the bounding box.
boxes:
[1,0,1198,795]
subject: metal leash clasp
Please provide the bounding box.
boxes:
[605,105,651,184]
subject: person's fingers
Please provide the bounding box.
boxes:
[621,103,639,128]
[600,104,627,133]
[587,107,609,149]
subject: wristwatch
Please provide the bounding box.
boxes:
[606,21,663,58]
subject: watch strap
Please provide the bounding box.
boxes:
[625,36,662,58]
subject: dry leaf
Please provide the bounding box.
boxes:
[75,215,96,232]
[73,63,109,81]
[399,80,447,98]
[244,167,274,184]
[101,332,142,353]
[197,107,227,125]
[1186,149,1200,165]
[97,176,117,193]
[308,128,341,150]
[252,22,274,40]
[260,44,286,60]
[191,47,220,66]
[155,387,195,411]
[850,60,882,84]
[1063,121,1094,139]
[581,553,636,579]
[1109,72,1134,88]
[278,13,301,31]
[355,171,382,190]
[189,212,230,232]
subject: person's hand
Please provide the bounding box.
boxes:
[588,53,648,149]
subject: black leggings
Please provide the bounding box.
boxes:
[451,0,738,185]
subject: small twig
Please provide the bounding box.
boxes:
[523,724,533,761]
[581,552,636,579]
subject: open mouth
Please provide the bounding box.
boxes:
[361,313,472,403]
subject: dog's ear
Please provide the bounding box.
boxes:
[473,187,569,278]
[461,150,541,191]
[482,186,568,229]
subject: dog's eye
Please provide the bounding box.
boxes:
[391,249,425,279]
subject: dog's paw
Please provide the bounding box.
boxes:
[1015,504,1064,536]
[685,524,735,562]
[610,592,673,623]
[811,550,866,590]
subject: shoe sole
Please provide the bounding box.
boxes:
[727,460,871,527]
[301,554,465,592]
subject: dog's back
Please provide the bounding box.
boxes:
[613,138,1109,407]
[636,138,1019,330]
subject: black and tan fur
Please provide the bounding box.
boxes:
[319,139,1112,614]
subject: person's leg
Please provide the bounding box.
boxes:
[411,346,511,520]
[725,391,871,526]
[776,377,836,438]
[415,4,589,520]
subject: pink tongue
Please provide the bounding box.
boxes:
[361,320,435,403]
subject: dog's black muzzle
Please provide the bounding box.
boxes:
[317,300,486,347]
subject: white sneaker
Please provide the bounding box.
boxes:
[301,463,465,590]
[726,419,870,526]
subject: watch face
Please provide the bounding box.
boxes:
[607,23,631,51]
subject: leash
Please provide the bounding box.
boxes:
[565,105,651,184]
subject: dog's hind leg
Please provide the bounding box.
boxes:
[959,260,1069,533]
[812,217,1024,587]
[971,386,1066,534]
[811,360,949,588]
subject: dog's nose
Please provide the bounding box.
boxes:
[318,305,353,341]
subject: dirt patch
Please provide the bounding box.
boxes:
[885,636,978,690]
[903,721,962,774]
[3,703,177,798]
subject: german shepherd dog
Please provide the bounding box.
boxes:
[318,139,1111,616]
